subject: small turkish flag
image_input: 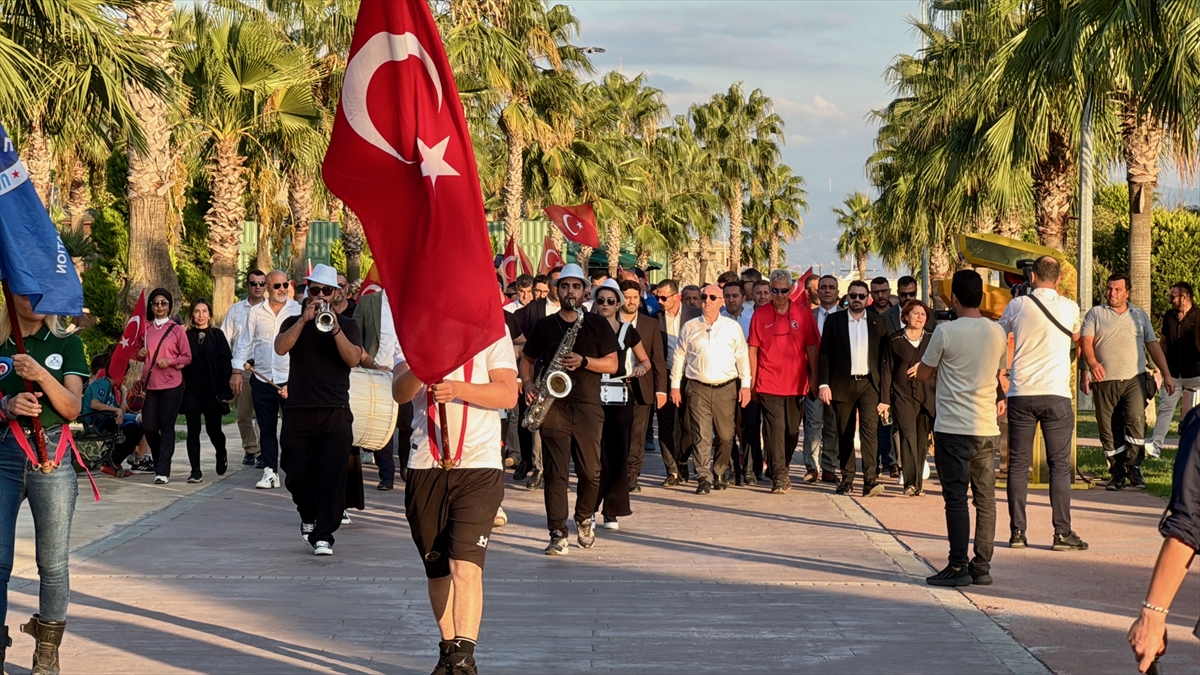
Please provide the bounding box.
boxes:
[323,0,503,383]
[500,236,520,286]
[544,204,600,249]
[538,236,564,275]
[790,267,814,302]
[108,290,146,385]
[358,262,383,299]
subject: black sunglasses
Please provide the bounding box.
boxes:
[898,291,917,299]
[702,294,721,302]
[150,300,170,307]
[848,292,868,300]
[770,287,790,295]
[309,286,335,297]
[248,281,266,288]
[654,293,674,302]
[271,282,288,289]
[595,297,618,306]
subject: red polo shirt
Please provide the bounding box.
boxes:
[748,301,820,396]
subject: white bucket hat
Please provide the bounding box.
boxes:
[306,263,339,288]
[555,263,587,287]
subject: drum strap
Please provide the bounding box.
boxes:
[426,360,473,468]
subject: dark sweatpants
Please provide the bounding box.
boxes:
[934,432,997,574]
[143,383,185,478]
[281,407,353,546]
[184,398,227,473]
[759,393,802,486]
[541,401,604,538]
[1092,377,1148,481]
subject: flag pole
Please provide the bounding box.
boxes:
[2,281,52,472]
[437,398,453,470]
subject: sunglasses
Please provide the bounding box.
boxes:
[309,285,336,297]
[150,300,170,307]
[271,282,288,290]
[702,294,721,302]
[653,293,675,302]
[248,281,266,288]
[770,287,790,295]
[595,297,618,306]
[899,291,917,299]
[848,293,868,300]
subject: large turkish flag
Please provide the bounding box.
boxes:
[323,0,503,383]
[544,204,601,249]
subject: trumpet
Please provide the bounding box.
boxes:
[315,302,338,333]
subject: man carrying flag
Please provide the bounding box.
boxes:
[0,122,87,674]
[322,1,506,672]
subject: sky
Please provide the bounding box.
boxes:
[569,0,922,277]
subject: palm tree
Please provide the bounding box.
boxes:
[690,82,785,273]
[833,192,874,281]
[175,8,320,319]
[748,162,807,271]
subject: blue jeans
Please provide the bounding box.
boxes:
[0,425,78,623]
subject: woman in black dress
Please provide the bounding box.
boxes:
[182,299,233,483]
[878,300,936,496]
[592,281,651,530]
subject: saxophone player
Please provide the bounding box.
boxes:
[520,263,618,555]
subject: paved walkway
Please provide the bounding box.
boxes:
[1,425,1193,674]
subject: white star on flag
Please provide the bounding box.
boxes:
[417,137,459,188]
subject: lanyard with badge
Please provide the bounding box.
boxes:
[426,360,473,470]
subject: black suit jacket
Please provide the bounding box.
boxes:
[630,313,667,405]
[818,310,888,401]
[516,298,555,340]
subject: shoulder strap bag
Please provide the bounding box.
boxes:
[128,323,176,412]
[1026,293,1078,363]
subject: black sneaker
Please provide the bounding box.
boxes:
[1051,531,1089,551]
[512,460,530,481]
[1128,466,1146,488]
[834,483,851,495]
[377,480,394,491]
[187,470,203,484]
[525,469,543,491]
[969,565,993,586]
[744,473,757,487]
[544,534,569,556]
[1106,477,1126,491]
[447,652,478,675]
[695,479,712,495]
[431,640,455,675]
[1009,530,1027,548]
[242,452,257,466]
[216,453,228,476]
[129,457,156,474]
[926,565,972,587]
[661,473,681,487]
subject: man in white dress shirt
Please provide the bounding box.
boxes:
[231,269,301,489]
[222,268,266,466]
[671,284,752,494]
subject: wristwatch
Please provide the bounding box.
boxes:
[581,356,589,369]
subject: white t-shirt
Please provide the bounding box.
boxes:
[998,288,1080,398]
[922,317,1007,437]
[396,333,518,470]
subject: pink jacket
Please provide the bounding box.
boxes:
[143,321,192,390]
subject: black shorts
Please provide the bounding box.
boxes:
[405,468,504,578]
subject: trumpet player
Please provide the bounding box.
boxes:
[273,264,363,556]
[520,264,618,556]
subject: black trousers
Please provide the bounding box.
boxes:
[657,387,693,477]
[934,432,997,573]
[760,393,802,485]
[374,401,412,483]
[597,401,633,518]
[1006,395,1075,535]
[281,407,353,546]
[686,380,737,484]
[143,383,185,478]
[834,378,880,488]
[1092,378,1147,480]
[893,398,932,492]
[541,401,604,537]
[184,398,227,472]
[733,400,763,479]
[627,402,653,482]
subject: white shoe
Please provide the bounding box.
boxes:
[341,510,352,525]
[154,475,169,485]
[255,467,279,489]
[312,540,333,556]
[599,517,619,530]
[493,506,508,528]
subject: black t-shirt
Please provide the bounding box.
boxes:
[504,310,521,344]
[279,314,363,408]
[523,311,618,405]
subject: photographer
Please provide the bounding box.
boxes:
[997,255,1087,551]
[273,264,363,556]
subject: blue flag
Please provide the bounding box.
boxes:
[0,123,83,316]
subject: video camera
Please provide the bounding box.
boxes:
[1007,258,1036,298]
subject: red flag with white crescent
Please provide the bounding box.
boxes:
[517,240,534,276]
[538,237,564,274]
[322,0,503,382]
[544,204,601,249]
[358,262,383,299]
[790,267,814,302]
[500,236,520,286]
[108,290,146,385]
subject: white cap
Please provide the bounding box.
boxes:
[306,263,339,288]
[556,263,587,287]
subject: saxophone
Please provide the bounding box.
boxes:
[522,309,584,430]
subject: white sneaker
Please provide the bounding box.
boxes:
[341,510,352,525]
[301,522,314,543]
[493,506,508,528]
[599,517,619,530]
[256,468,279,489]
[154,475,169,485]
[312,540,333,556]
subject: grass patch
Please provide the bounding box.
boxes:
[1076,446,1176,500]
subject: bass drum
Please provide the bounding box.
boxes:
[349,367,399,450]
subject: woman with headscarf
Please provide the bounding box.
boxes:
[878,300,937,496]
[591,280,651,530]
[137,288,192,484]
[182,299,233,483]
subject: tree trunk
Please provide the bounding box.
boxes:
[698,236,711,285]
[1031,129,1074,250]
[24,119,52,209]
[287,171,314,281]
[1121,102,1163,312]
[502,131,525,242]
[635,245,649,271]
[256,222,272,273]
[856,254,868,282]
[205,137,247,323]
[342,207,365,281]
[727,185,743,273]
[606,221,620,277]
[549,221,565,253]
[995,211,1023,241]
[767,221,781,271]
[577,244,592,272]
[67,159,89,232]
[124,0,180,309]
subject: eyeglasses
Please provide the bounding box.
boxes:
[770,287,790,295]
[702,294,721,302]
[248,281,266,288]
[150,300,169,307]
[848,293,868,300]
[309,285,336,297]
[271,282,288,290]
[595,297,618,306]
